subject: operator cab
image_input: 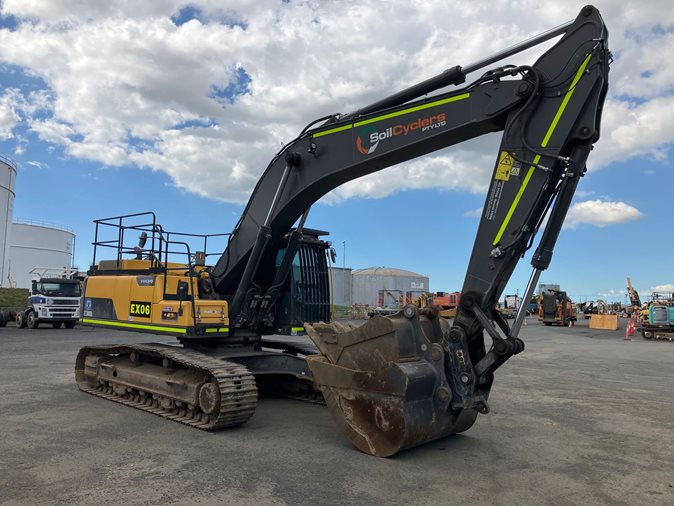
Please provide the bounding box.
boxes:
[31,278,82,298]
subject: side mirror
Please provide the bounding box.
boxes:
[329,247,337,264]
[177,281,189,301]
[138,231,148,249]
[31,280,38,294]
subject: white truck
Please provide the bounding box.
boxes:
[16,268,82,329]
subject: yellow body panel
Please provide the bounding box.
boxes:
[97,259,185,272]
[82,270,229,334]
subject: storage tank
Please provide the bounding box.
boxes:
[329,266,352,306]
[8,220,75,289]
[352,266,429,307]
[0,155,17,287]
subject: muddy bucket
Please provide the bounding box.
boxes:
[306,306,477,457]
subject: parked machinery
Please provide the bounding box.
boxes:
[76,7,609,456]
[367,289,405,318]
[412,291,460,319]
[16,268,82,329]
[538,288,576,326]
[639,294,674,341]
[626,276,644,317]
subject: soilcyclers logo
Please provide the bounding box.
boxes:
[356,112,447,155]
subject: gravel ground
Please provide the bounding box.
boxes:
[1,317,673,505]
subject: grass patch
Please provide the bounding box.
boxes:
[0,288,28,309]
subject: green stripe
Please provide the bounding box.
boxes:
[492,54,592,246]
[205,327,229,333]
[493,155,541,245]
[82,318,187,333]
[541,54,592,148]
[312,124,353,138]
[312,93,470,138]
[354,93,470,128]
[292,326,305,332]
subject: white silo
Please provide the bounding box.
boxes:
[351,267,429,307]
[8,221,75,289]
[0,155,17,287]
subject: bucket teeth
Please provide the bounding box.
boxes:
[306,313,477,457]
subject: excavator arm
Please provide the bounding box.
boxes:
[627,277,641,308]
[212,5,608,456]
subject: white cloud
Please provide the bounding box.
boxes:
[598,289,628,299]
[0,1,670,204]
[324,141,496,203]
[591,97,674,168]
[463,206,483,218]
[0,97,19,139]
[652,284,674,293]
[564,199,644,229]
[0,87,51,140]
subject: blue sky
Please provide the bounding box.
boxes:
[0,0,672,303]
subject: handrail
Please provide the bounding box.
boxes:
[88,212,233,329]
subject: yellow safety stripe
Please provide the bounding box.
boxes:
[292,327,305,332]
[205,327,230,333]
[82,318,187,333]
[312,93,470,138]
[493,54,592,246]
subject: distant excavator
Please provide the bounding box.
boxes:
[76,6,609,456]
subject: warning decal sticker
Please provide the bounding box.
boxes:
[495,151,513,181]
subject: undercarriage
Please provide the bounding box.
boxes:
[75,337,327,429]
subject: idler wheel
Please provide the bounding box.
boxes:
[198,382,220,415]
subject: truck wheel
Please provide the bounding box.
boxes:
[16,312,27,328]
[27,311,40,329]
[64,321,76,329]
[52,322,62,329]
[0,312,6,327]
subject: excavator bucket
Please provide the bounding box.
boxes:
[305,306,477,457]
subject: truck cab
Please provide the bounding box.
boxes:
[17,273,82,329]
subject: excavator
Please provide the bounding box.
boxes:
[76,6,609,457]
[626,276,646,318]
